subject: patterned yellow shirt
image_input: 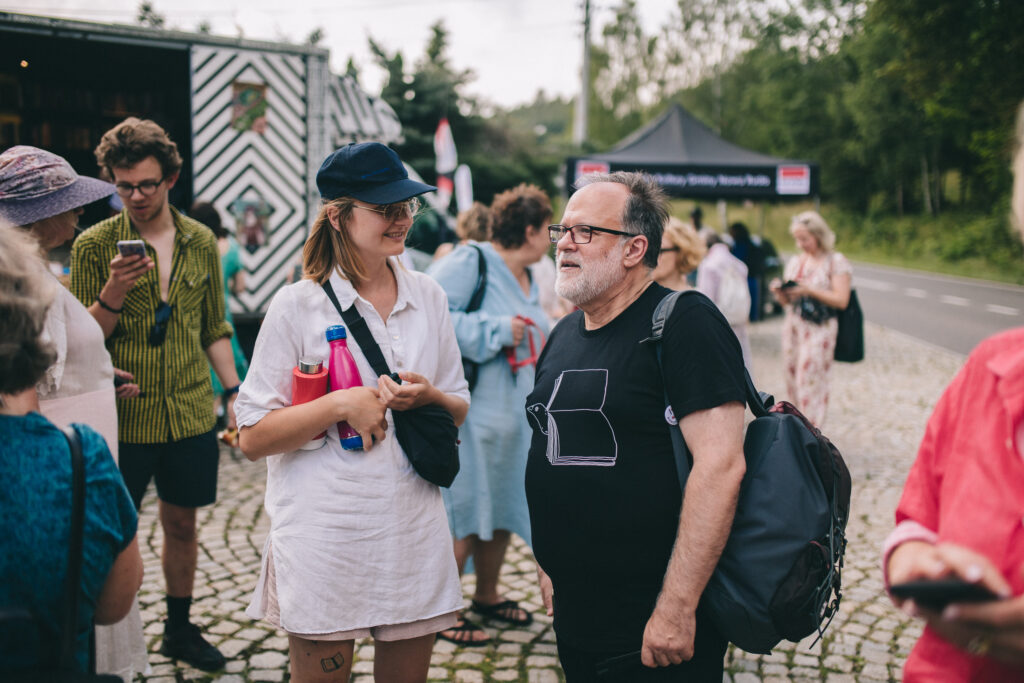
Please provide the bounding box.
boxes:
[70,207,233,444]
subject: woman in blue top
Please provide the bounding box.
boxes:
[0,225,142,675]
[428,184,552,645]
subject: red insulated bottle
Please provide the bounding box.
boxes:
[292,356,328,449]
[326,325,364,450]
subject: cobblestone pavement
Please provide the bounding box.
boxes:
[133,317,967,682]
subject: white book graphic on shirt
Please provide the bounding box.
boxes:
[526,368,618,466]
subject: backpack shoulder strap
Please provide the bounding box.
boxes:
[465,244,487,313]
[647,290,692,492]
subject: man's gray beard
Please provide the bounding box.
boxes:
[555,249,626,306]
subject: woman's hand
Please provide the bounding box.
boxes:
[769,278,796,305]
[333,385,388,449]
[377,372,438,412]
[113,368,141,399]
[510,316,526,347]
[888,541,1019,663]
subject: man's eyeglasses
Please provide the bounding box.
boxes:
[660,246,680,253]
[548,224,635,244]
[352,197,421,222]
[115,177,166,198]
[148,301,172,346]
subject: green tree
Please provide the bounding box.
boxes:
[306,27,325,46]
[587,0,659,146]
[136,1,165,29]
[369,21,559,207]
[871,0,1024,207]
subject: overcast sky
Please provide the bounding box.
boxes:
[4,0,678,108]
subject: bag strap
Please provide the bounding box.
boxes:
[322,281,393,379]
[59,425,86,671]
[465,244,487,313]
[647,290,773,491]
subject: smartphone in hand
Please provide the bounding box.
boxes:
[116,239,147,258]
[890,578,1000,611]
[780,280,799,289]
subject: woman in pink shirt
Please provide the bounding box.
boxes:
[882,104,1024,680]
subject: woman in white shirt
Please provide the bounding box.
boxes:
[236,142,470,683]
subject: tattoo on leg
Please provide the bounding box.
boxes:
[320,652,345,673]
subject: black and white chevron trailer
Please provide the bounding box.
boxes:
[0,11,403,328]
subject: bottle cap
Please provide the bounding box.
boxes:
[340,434,364,451]
[298,356,323,374]
[326,325,347,341]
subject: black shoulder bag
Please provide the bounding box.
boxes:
[460,244,488,392]
[322,282,461,487]
[1,426,120,682]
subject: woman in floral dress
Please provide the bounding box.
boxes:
[770,211,851,426]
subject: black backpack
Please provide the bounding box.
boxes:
[647,290,851,654]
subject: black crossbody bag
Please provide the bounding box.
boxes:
[2,426,120,682]
[322,282,460,487]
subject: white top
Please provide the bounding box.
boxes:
[697,243,753,371]
[37,284,119,461]
[235,260,469,634]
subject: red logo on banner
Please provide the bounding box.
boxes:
[576,160,610,179]
[777,165,811,195]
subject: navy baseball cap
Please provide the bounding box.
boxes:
[316,142,436,204]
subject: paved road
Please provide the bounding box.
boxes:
[851,262,1024,355]
[131,317,967,682]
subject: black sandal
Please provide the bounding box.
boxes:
[469,599,534,626]
[436,617,491,647]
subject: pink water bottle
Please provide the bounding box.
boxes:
[326,325,364,450]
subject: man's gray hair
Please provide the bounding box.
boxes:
[575,171,668,269]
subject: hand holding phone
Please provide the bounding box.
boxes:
[890,578,1000,611]
[780,280,799,289]
[116,239,147,259]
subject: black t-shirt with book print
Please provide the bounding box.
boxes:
[524,283,746,651]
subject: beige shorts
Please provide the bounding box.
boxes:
[260,546,458,642]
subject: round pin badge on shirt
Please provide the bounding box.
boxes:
[664,405,678,426]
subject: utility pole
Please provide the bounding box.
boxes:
[573,0,590,146]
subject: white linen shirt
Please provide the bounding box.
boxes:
[235,260,469,634]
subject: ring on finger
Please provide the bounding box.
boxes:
[966,634,992,656]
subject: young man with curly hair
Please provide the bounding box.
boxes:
[70,118,240,671]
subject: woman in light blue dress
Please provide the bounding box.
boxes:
[427,184,552,645]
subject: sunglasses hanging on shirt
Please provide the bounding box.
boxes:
[148,301,173,346]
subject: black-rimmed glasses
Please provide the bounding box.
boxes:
[148,301,172,346]
[548,224,635,244]
[660,246,680,253]
[115,177,166,198]
[352,197,422,222]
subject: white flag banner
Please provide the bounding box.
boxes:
[454,164,473,213]
[434,118,458,175]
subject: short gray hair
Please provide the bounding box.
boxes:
[575,171,669,269]
[0,223,55,395]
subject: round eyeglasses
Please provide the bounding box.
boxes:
[548,224,635,244]
[352,197,422,223]
[115,177,166,198]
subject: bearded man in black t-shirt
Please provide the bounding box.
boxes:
[524,172,747,682]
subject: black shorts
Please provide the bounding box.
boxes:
[119,429,220,510]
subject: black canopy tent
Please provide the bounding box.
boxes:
[565,104,819,200]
